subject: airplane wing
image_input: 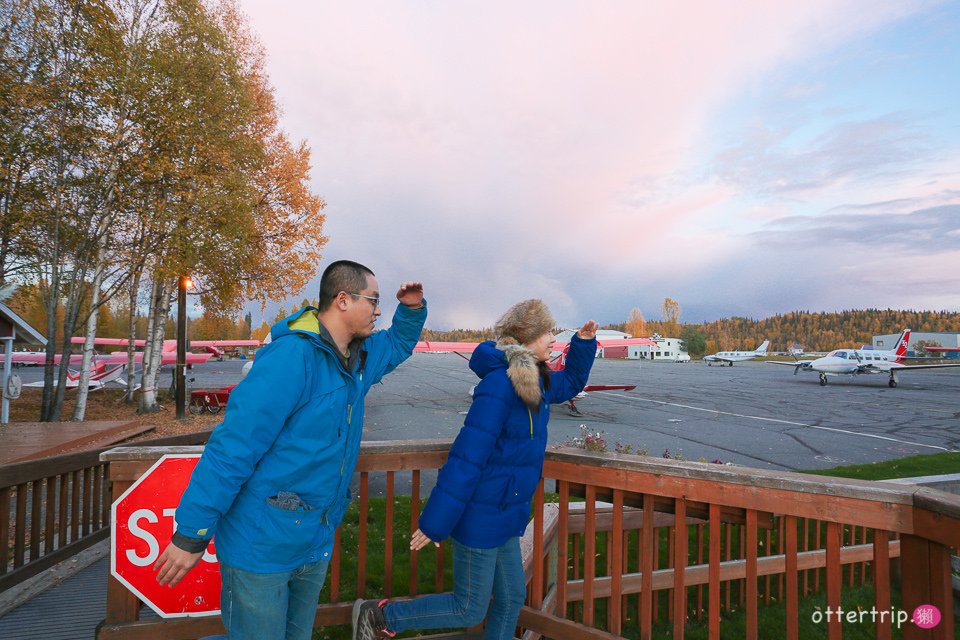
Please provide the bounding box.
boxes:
[583,384,637,392]
[766,360,816,374]
[189,340,262,347]
[414,341,481,353]
[838,361,960,375]
[892,363,960,372]
[97,352,212,365]
[70,337,147,347]
[922,347,960,353]
[2,352,88,365]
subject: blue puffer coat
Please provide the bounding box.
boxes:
[418,333,596,548]
[173,302,426,572]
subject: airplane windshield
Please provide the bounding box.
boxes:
[835,351,848,359]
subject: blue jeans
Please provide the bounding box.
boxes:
[384,537,526,640]
[217,558,330,640]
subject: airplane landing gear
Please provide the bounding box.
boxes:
[888,375,898,388]
[819,373,828,386]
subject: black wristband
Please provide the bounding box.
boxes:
[171,530,209,553]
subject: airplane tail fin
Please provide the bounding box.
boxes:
[755,340,770,355]
[894,329,910,362]
[547,344,569,372]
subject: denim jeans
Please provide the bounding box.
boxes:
[217,558,329,640]
[384,537,526,640]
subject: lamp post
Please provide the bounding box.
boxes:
[176,275,193,419]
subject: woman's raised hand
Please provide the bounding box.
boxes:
[577,320,599,340]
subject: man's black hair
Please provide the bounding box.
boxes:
[318,260,375,311]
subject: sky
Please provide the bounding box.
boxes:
[237,0,960,331]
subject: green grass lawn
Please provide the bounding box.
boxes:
[800,452,960,481]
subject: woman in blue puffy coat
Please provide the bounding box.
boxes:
[353,299,598,640]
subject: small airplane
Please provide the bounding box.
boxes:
[703,340,770,366]
[72,337,262,361]
[414,335,656,416]
[767,329,960,387]
[4,349,212,389]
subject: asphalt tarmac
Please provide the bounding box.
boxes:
[360,354,960,472]
[15,353,960,472]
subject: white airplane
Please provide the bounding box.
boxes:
[703,340,770,366]
[767,329,960,387]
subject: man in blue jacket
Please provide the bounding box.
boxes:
[153,260,426,640]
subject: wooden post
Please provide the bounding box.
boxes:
[673,497,687,640]
[104,478,139,625]
[901,534,955,640]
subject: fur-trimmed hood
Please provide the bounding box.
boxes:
[469,340,543,410]
[494,299,555,346]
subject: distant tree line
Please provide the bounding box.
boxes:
[605,309,960,355]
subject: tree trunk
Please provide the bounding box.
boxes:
[72,263,106,420]
[139,277,170,413]
[50,275,85,421]
[39,262,59,421]
[124,269,142,402]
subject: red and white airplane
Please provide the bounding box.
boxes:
[3,336,260,390]
[72,337,262,360]
[4,348,212,390]
[767,329,960,387]
[414,335,656,415]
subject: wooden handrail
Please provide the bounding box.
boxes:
[96,442,959,640]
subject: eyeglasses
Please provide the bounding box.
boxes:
[349,293,380,308]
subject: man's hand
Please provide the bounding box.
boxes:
[154,542,204,587]
[410,528,439,551]
[577,320,599,340]
[396,282,424,308]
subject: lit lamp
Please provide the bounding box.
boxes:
[176,275,193,419]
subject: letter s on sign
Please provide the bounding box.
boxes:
[126,508,159,566]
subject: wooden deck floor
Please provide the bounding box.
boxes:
[0,420,153,464]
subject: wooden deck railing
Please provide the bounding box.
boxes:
[97,442,960,640]
[0,431,211,595]
[0,449,111,594]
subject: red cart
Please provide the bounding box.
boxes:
[188,385,237,415]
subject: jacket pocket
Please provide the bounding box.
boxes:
[255,499,324,567]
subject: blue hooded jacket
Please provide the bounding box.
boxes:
[418,333,596,548]
[173,302,426,572]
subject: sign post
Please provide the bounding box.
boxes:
[111,454,221,617]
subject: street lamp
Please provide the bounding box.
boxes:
[176,275,193,419]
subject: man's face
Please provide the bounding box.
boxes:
[346,275,381,339]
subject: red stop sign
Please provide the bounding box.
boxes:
[111,454,221,617]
